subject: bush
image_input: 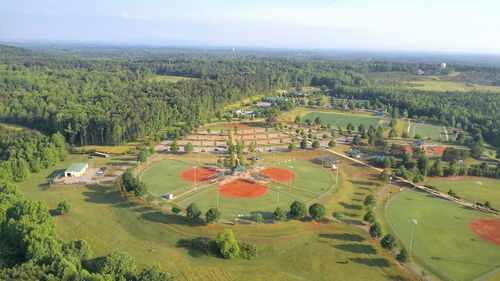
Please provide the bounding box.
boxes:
[238,242,257,260]
[363,210,376,224]
[289,201,307,220]
[56,200,71,215]
[186,203,202,221]
[205,207,221,224]
[328,140,336,148]
[380,234,397,250]
[308,203,326,220]
[254,213,264,223]
[273,207,286,221]
[216,229,240,259]
[171,205,182,214]
[364,195,376,207]
[396,248,410,263]
[369,222,383,238]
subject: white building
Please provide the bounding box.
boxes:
[64,163,89,177]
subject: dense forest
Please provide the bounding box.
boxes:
[0,44,499,148]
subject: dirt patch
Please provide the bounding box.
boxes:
[430,146,445,154]
[404,146,413,153]
[218,179,268,198]
[179,167,217,182]
[260,167,296,182]
[469,219,500,245]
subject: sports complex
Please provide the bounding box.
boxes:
[140,153,336,218]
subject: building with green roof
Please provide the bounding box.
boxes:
[65,163,89,177]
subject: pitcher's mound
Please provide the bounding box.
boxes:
[218,179,268,198]
[180,167,217,182]
[469,219,500,245]
[260,167,296,182]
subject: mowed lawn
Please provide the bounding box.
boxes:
[276,159,335,196]
[403,120,448,141]
[386,189,500,281]
[140,159,195,196]
[426,177,500,206]
[25,183,416,281]
[303,111,382,128]
[174,159,334,218]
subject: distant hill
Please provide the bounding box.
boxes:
[0,44,35,57]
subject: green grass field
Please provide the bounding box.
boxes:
[425,177,500,207]
[148,75,195,83]
[0,122,30,131]
[302,111,382,128]
[386,189,500,281]
[140,159,198,196]
[16,151,416,281]
[403,120,448,141]
[170,159,335,218]
[406,80,500,93]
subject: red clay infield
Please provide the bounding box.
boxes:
[432,146,445,154]
[179,167,217,182]
[218,179,268,198]
[469,219,500,245]
[260,167,296,182]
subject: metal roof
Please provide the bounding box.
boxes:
[66,163,88,173]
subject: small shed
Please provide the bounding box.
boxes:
[93,151,110,158]
[65,163,89,177]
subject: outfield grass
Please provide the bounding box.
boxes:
[171,159,335,218]
[425,177,500,207]
[140,159,197,196]
[18,151,416,281]
[386,189,500,281]
[302,111,382,128]
[403,120,448,141]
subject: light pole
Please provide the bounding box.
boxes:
[474,181,482,205]
[288,165,294,192]
[217,185,220,208]
[409,219,418,260]
[194,166,197,190]
[277,189,280,206]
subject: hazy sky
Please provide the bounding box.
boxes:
[1,0,499,53]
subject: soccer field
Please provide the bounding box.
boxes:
[386,189,500,281]
[303,111,382,128]
[404,120,448,141]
